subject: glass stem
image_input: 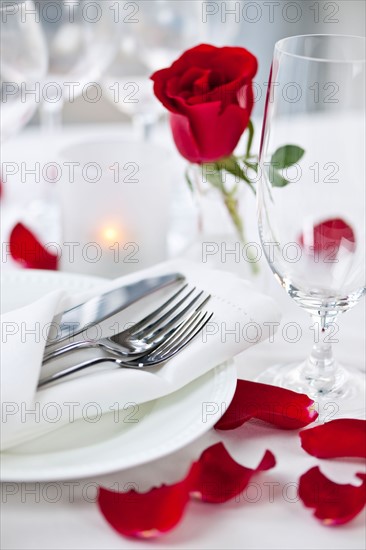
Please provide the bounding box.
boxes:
[304,314,339,392]
[308,340,335,375]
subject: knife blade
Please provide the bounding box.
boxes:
[46,272,185,347]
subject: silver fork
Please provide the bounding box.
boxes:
[43,285,209,364]
[38,308,213,388]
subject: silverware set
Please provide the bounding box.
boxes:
[39,274,212,388]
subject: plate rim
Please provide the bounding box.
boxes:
[1,361,236,482]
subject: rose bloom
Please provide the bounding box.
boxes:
[151,44,258,164]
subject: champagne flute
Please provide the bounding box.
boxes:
[257,34,365,413]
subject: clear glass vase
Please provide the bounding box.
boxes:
[184,163,260,278]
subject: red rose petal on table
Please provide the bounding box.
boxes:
[189,442,276,503]
[300,419,366,459]
[98,443,276,538]
[299,218,355,259]
[98,477,192,539]
[9,222,58,270]
[299,467,366,525]
[215,379,318,431]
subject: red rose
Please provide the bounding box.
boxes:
[151,44,258,163]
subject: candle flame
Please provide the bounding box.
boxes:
[102,227,119,242]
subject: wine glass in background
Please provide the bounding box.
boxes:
[38,0,119,130]
[102,24,165,141]
[258,34,365,413]
[197,0,242,46]
[103,0,203,140]
[0,0,48,141]
[103,0,242,140]
[134,0,201,71]
[135,0,241,66]
[29,0,119,248]
[0,1,49,264]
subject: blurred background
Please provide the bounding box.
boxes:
[28,0,365,126]
[1,0,365,278]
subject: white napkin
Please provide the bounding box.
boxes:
[0,260,281,450]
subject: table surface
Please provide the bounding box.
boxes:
[1,125,365,550]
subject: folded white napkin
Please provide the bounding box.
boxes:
[0,260,281,450]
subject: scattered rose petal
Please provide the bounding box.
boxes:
[98,442,276,538]
[189,442,276,503]
[300,419,366,459]
[215,379,318,431]
[98,477,192,539]
[299,218,355,260]
[299,467,366,525]
[9,222,58,270]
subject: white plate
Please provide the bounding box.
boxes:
[0,270,237,481]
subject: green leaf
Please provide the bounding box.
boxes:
[216,156,247,183]
[219,156,257,195]
[271,145,305,169]
[268,168,289,188]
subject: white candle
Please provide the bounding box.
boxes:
[57,139,172,278]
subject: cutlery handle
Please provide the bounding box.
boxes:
[38,356,119,388]
[43,340,97,363]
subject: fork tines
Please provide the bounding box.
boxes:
[120,285,211,347]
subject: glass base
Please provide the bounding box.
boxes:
[256,362,366,420]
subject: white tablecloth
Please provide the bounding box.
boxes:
[1,125,365,550]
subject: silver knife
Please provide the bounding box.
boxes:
[46,273,185,347]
